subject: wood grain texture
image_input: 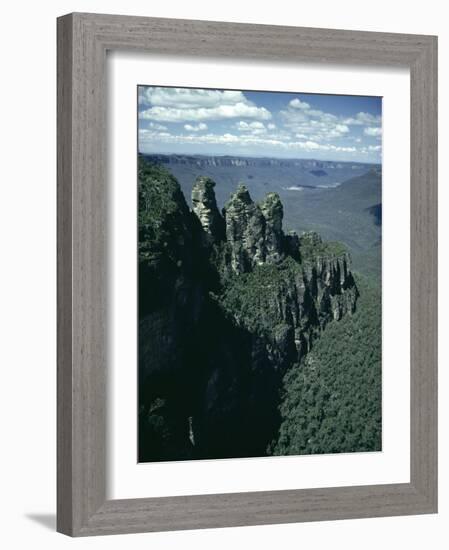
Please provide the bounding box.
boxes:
[57,13,74,536]
[409,37,438,508]
[57,12,438,536]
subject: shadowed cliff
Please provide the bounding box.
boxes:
[138,157,363,461]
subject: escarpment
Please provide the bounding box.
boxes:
[138,157,358,461]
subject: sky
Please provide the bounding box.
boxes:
[138,86,382,163]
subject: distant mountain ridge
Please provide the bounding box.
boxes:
[143,152,378,172]
[141,153,382,278]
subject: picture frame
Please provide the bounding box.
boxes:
[57,12,438,536]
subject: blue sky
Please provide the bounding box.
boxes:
[138,86,382,163]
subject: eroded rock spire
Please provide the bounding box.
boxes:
[259,192,284,265]
[223,185,286,274]
[223,184,266,273]
[191,176,225,245]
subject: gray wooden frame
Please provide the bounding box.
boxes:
[57,12,438,537]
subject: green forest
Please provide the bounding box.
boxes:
[138,156,382,461]
[269,275,381,455]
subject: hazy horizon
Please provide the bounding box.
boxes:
[139,150,380,165]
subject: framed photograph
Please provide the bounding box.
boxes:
[57,12,437,536]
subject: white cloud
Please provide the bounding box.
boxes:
[139,86,272,122]
[184,123,208,132]
[236,121,265,130]
[279,97,355,142]
[139,87,246,108]
[139,128,358,155]
[138,88,381,160]
[281,107,349,141]
[335,124,349,134]
[139,129,166,137]
[358,144,382,155]
[364,126,382,137]
[147,122,168,131]
[289,98,311,110]
[343,112,381,126]
[288,141,356,153]
[140,103,272,122]
[234,121,267,135]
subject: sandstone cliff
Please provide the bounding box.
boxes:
[138,157,358,461]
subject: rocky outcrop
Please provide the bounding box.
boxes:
[138,157,358,462]
[297,231,357,321]
[284,230,301,262]
[191,176,224,245]
[223,184,266,273]
[305,252,357,322]
[222,185,286,274]
[259,192,284,264]
[138,160,205,461]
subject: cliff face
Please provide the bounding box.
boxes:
[220,185,286,274]
[138,157,358,461]
[191,176,224,246]
[144,152,376,171]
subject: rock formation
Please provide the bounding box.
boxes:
[138,157,358,462]
[259,192,284,265]
[223,184,266,273]
[221,185,286,274]
[191,176,224,245]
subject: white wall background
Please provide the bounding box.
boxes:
[0,1,445,548]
